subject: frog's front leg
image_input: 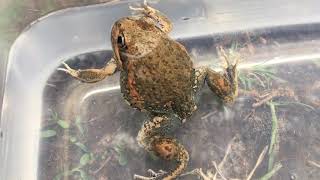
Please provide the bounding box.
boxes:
[130,0,172,33]
[58,58,117,83]
[136,116,189,180]
[204,48,239,104]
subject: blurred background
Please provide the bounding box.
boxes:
[0,0,114,122]
[0,0,114,56]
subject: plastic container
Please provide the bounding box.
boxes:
[1,0,320,179]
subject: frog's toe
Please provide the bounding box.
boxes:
[134,169,167,180]
[57,62,79,77]
[129,0,154,13]
[129,0,147,11]
[218,46,239,69]
[148,169,167,176]
[129,5,145,11]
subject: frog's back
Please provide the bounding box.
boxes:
[121,37,196,118]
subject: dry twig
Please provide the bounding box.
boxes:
[92,156,112,175]
[213,137,236,180]
[307,160,320,169]
[245,146,268,180]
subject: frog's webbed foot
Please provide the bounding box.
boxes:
[136,116,189,180]
[58,58,117,83]
[134,169,167,180]
[205,47,240,104]
[129,0,172,33]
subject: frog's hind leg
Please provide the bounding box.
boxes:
[206,47,239,104]
[136,116,189,180]
[129,0,172,33]
[58,58,117,83]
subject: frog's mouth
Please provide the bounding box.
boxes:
[113,46,122,69]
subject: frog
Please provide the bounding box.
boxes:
[58,0,238,179]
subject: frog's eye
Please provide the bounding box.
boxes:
[117,35,126,49]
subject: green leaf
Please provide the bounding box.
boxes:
[41,130,57,138]
[53,169,73,180]
[238,74,247,89]
[70,168,89,180]
[53,173,62,180]
[79,169,89,180]
[75,142,89,152]
[89,153,96,161]
[69,137,77,143]
[75,117,85,135]
[80,153,90,166]
[259,163,282,180]
[118,153,128,166]
[114,144,128,166]
[247,78,253,90]
[57,120,70,129]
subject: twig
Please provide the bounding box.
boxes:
[248,73,265,87]
[275,101,315,111]
[213,136,236,179]
[258,92,272,99]
[134,169,166,180]
[181,168,210,180]
[213,161,227,180]
[252,87,296,108]
[133,175,154,180]
[92,156,112,175]
[238,89,259,97]
[27,8,41,12]
[219,137,236,169]
[259,163,282,180]
[201,111,218,120]
[243,110,255,121]
[253,95,274,107]
[245,146,268,180]
[307,160,320,169]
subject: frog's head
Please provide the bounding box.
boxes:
[111,18,129,70]
[111,17,162,70]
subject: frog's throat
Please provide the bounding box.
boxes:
[113,49,123,70]
[120,51,152,59]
